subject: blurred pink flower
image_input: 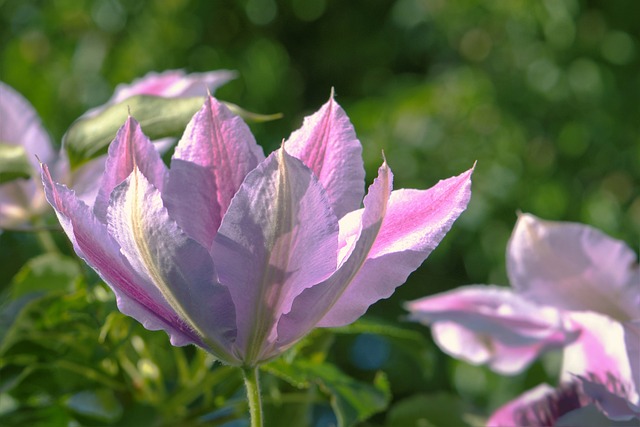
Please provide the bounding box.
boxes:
[0,70,234,229]
[42,93,473,366]
[406,213,640,424]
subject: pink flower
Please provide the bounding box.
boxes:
[406,213,640,424]
[0,70,234,229]
[42,93,473,366]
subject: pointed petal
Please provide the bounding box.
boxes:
[107,168,238,362]
[0,82,55,167]
[41,164,205,349]
[211,148,339,364]
[164,96,265,247]
[275,161,393,349]
[507,213,640,322]
[285,93,365,218]
[317,166,473,327]
[93,117,167,222]
[406,285,579,374]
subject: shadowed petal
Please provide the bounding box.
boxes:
[274,160,393,350]
[285,93,365,219]
[164,96,265,247]
[0,82,55,167]
[407,285,579,374]
[507,213,640,322]
[41,164,204,348]
[107,168,238,363]
[93,117,167,222]
[212,148,339,365]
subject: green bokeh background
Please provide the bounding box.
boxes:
[1,0,638,426]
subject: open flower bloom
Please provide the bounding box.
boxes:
[406,213,640,424]
[42,93,473,367]
[0,70,234,230]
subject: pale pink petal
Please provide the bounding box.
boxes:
[107,168,238,363]
[284,93,365,218]
[561,312,638,403]
[41,164,204,349]
[316,166,473,327]
[211,148,339,365]
[164,96,265,247]
[487,383,556,427]
[0,81,55,166]
[109,69,236,104]
[407,285,578,374]
[275,161,393,351]
[507,213,640,322]
[93,117,167,222]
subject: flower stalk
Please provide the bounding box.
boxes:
[242,366,263,427]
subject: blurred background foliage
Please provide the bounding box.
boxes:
[1,0,638,426]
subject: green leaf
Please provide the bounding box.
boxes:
[10,253,81,299]
[0,143,31,183]
[65,389,123,423]
[386,393,471,427]
[63,95,282,169]
[264,358,391,427]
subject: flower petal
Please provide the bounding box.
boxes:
[561,312,638,404]
[275,160,392,350]
[0,82,55,167]
[107,167,238,363]
[109,69,236,104]
[212,148,339,364]
[407,285,579,374]
[93,117,167,222]
[164,96,265,247]
[507,213,640,322]
[487,383,556,427]
[318,166,474,326]
[41,164,204,349]
[284,92,365,218]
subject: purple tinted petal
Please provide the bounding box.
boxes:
[624,321,640,399]
[316,166,473,327]
[275,161,393,349]
[107,168,238,363]
[212,148,339,364]
[579,378,640,421]
[41,164,203,348]
[507,213,640,322]
[407,285,578,374]
[164,96,265,247]
[93,117,167,222]
[0,82,55,166]
[285,92,365,218]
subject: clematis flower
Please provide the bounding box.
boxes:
[406,213,640,425]
[0,70,234,230]
[41,93,473,367]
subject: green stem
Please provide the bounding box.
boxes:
[35,228,59,253]
[242,366,263,427]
